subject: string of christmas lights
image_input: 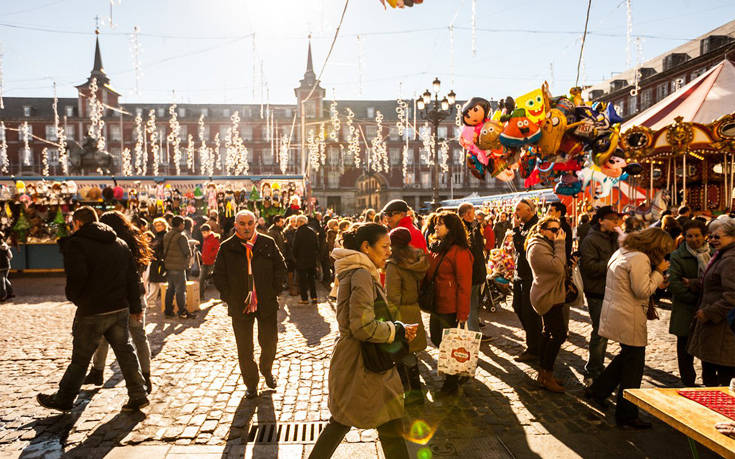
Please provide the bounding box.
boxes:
[167,104,182,175]
[121,147,132,175]
[86,77,106,152]
[0,122,8,174]
[134,112,145,175]
[129,26,142,96]
[53,82,68,175]
[146,109,160,176]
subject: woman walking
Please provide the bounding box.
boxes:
[668,220,710,386]
[526,216,568,392]
[146,217,169,307]
[310,223,416,459]
[385,227,429,405]
[688,217,735,386]
[586,228,673,429]
[426,211,473,397]
[84,211,155,393]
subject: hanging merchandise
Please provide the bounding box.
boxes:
[459,97,492,179]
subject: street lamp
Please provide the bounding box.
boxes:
[416,77,455,209]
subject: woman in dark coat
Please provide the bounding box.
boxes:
[668,220,709,386]
[146,217,169,306]
[292,215,319,304]
[688,217,735,386]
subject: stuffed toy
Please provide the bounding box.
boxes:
[499,108,541,147]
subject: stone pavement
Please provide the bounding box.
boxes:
[0,274,724,458]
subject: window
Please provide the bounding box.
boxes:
[19,125,33,141]
[342,125,351,141]
[200,125,210,141]
[438,126,448,139]
[201,108,208,117]
[389,127,399,141]
[135,107,143,117]
[440,172,448,186]
[178,125,188,138]
[157,107,165,117]
[45,125,57,140]
[48,149,59,165]
[0,129,4,142]
[453,169,463,186]
[405,149,414,165]
[65,105,74,117]
[366,107,375,118]
[262,148,273,165]
[390,147,401,165]
[627,95,637,115]
[243,107,252,118]
[656,82,669,101]
[328,171,340,188]
[23,106,31,117]
[305,101,316,118]
[344,149,354,166]
[640,88,653,110]
[219,126,231,140]
[283,108,292,118]
[241,125,253,141]
[261,126,270,140]
[223,108,231,118]
[404,170,415,185]
[328,146,339,166]
[420,171,430,187]
[402,127,414,141]
[454,126,462,139]
[365,125,377,138]
[22,147,33,166]
[110,125,122,142]
[178,107,186,118]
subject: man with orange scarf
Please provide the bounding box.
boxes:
[213,210,287,399]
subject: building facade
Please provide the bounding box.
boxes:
[0,36,516,214]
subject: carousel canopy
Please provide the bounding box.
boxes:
[622,59,735,132]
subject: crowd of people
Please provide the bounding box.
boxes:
[27,190,735,458]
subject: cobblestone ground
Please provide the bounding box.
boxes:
[0,275,723,458]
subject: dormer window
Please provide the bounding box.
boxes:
[135,107,143,116]
[178,107,186,118]
[23,106,31,117]
[223,108,231,118]
[65,105,74,117]
[366,107,375,118]
[157,107,165,117]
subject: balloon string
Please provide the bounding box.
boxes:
[575,0,592,87]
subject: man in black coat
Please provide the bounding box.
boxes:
[213,210,287,399]
[512,199,542,362]
[458,203,489,339]
[293,215,319,304]
[37,206,148,412]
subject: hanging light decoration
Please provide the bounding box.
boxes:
[53,82,68,175]
[41,148,49,176]
[401,144,409,183]
[134,112,145,175]
[198,114,210,176]
[371,111,387,173]
[146,109,160,176]
[121,147,132,176]
[213,132,221,173]
[345,108,360,168]
[129,26,142,96]
[307,129,320,171]
[439,140,449,174]
[329,99,340,141]
[21,121,31,167]
[279,134,289,174]
[87,77,106,152]
[0,122,8,174]
[167,104,182,175]
[228,111,248,175]
[186,134,195,172]
[471,0,478,57]
[420,122,435,166]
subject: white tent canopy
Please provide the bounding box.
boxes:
[622,59,735,132]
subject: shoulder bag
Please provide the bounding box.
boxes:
[361,283,409,373]
[418,250,448,313]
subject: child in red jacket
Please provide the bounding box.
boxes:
[199,224,221,300]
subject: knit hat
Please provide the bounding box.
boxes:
[389,227,411,247]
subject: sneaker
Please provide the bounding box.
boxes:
[121,398,150,412]
[83,368,103,386]
[36,393,73,412]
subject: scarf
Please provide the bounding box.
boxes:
[685,242,711,278]
[237,232,258,314]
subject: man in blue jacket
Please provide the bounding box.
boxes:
[37,206,148,412]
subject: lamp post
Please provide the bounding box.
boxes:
[417,77,456,209]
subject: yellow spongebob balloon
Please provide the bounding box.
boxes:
[516,88,546,125]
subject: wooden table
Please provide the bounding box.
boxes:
[624,387,735,459]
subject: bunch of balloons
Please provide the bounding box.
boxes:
[459,82,641,198]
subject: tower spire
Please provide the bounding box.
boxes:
[93,31,104,74]
[306,34,314,75]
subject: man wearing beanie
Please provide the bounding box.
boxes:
[381,199,427,253]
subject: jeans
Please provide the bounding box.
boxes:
[512,278,542,355]
[309,417,408,459]
[468,284,481,332]
[584,294,608,378]
[56,309,146,405]
[540,304,568,371]
[0,269,12,299]
[164,270,187,315]
[297,268,318,301]
[589,344,645,423]
[232,313,278,390]
[701,361,735,387]
[199,264,215,299]
[91,297,151,374]
[676,335,696,386]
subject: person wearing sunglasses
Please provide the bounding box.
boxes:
[526,216,569,392]
[688,217,735,387]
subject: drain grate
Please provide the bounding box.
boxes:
[246,422,328,444]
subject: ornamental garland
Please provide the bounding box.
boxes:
[345,108,360,169]
[53,82,68,175]
[146,109,160,176]
[198,114,212,176]
[329,100,340,141]
[121,147,132,176]
[87,77,106,152]
[0,122,8,174]
[41,147,49,176]
[167,104,182,176]
[186,134,195,172]
[371,111,387,173]
[213,132,221,173]
[20,121,31,166]
[134,112,145,175]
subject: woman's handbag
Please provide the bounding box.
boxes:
[361,292,408,373]
[564,266,580,304]
[418,250,448,313]
[646,298,660,320]
[567,265,584,307]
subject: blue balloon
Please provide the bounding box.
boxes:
[606,103,623,124]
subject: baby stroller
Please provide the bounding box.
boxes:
[480,275,511,312]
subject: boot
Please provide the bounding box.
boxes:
[405,364,425,406]
[143,372,152,394]
[84,368,103,386]
[537,370,565,393]
[288,272,298,296]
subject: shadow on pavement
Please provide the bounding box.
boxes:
[285,302,331,347]
[222,390,278,458]
[62,410,146,458]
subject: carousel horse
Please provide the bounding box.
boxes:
[67,136,114,175]
[622,189,671,222]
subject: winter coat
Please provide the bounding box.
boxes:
[385,247,429,352]
[687,242,735,367]
[0,241,12,270]
[148,230,167,283]
[426,244,473,321]
[464,219,487,285]
[396,216,428,253]
[577,221,591,244]
[293,225,319,270]
[283,225,297,270]
[483,224,495,251]
[512,214,539,280]
[328,248,404,429]
[526,234,567,316]
[58,222,142,316]
[200,232,221,266]
[162,229,191,271]
[326,228,338,254]
[667,242,702,337]
[493,220,512,248]
[212,233,287,318]
[580,226,619,298]
[598,248,664,347]
[267,224,287,259]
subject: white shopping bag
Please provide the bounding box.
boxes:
[437,323,482,377]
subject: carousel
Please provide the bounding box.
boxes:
[621,59,735,214]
